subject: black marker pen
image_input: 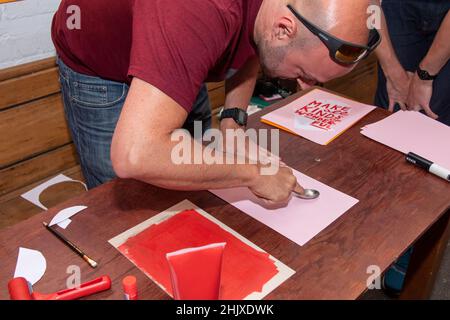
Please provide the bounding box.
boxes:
[406,152,450,182]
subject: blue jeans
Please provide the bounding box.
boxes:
[375,0,450,125]
[57,58,212,189]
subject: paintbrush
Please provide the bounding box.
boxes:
[43,222,98,268]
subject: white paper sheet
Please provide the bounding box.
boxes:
[13,248,47,285]
[247,104,261,116]
[56,219,72,229]
[49,206,88,229]
[21,174,88,228]
[21,174,87,210]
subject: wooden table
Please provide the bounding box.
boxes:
[1,89,449,300]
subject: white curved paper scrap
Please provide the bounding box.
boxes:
[57,219,72,229]
[14,248,47,285]
[20,174,87,211]
[49,206,88,228]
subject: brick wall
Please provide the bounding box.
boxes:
[0,0,60,69]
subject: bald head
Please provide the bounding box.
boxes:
[292,0,372,46]
[254,0,374,82]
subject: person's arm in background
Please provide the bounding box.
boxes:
[407,11,450,119]
[374,0,413,111]
[111,78,303,204]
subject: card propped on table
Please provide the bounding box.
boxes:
[261,88,375,145]
[109,200,295,300]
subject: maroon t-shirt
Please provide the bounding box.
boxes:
[52,0,262,112]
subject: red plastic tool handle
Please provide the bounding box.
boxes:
[33,275,111,300]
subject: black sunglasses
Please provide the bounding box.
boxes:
[287,4,381,65]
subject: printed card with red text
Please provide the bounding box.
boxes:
[261,89,375,145]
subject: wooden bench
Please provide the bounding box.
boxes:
[0,55,378,230]
[0,58,82,229]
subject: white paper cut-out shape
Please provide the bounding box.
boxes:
[14,248,47,285]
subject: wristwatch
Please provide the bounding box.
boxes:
[219,108,248,126]
[417,67,437,81]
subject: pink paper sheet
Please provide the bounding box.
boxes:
[361,111,450,169]
[261,89,375,145]
[210,170,359,246]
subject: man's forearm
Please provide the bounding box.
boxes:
[223,56,260,113]
[112,77,263,192]
[118,131,262,191]
[375,0,405,78]
[220,56,260,131]
[420,11,450,75]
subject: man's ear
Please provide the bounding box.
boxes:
[274,16,297,41]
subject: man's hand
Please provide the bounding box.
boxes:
[405,10,450,120]
[219,117,302,206]
[249,165,303,205]
[385,68,413,112]
[406,72,438,120]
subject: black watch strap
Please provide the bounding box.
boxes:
[220,108,248,126]
[417,67,437,81]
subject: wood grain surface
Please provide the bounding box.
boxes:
[1,88,449,300]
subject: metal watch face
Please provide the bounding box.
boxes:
[237,111,247,126]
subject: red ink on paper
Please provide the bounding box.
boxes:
[167,243,225,300]
[118,210,278,300]
[295,100,351,131]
